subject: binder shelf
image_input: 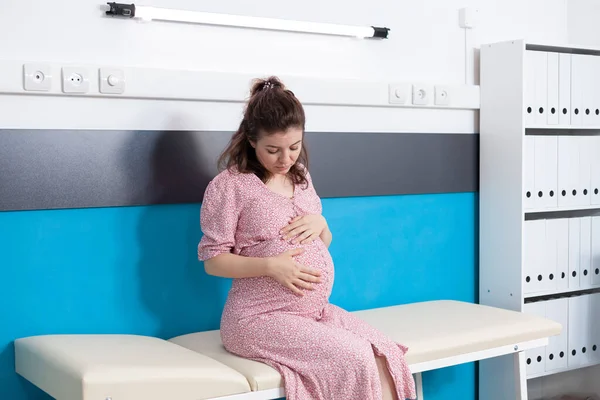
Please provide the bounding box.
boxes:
[479,39,600,398]
[524,293,600,379]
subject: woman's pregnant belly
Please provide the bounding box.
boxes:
[222,237,335,320]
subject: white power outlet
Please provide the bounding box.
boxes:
[62,67,90,93]
[412,84,432,106]
[23,64,53,91]
[388,83,410,105]
[435,85,450,105]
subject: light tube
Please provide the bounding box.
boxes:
[105,3,390,39]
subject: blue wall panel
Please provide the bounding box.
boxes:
[0,192,477,399]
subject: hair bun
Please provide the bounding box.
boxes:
[250,76,284,97]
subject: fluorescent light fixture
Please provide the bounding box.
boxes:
[105,2,390,39]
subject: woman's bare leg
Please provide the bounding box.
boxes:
[376,355,398,400]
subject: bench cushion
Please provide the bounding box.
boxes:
[170,330,283,391]
[170,300,562,391]
[352,300,561,365]
[14,300,562,398]
[14,334,251,400]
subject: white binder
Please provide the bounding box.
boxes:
[524,135,536,210]
[524,50,537,127]
[533,136,558,210]
[558,53,571,126]
[569,218,581,290]
[524,301,547,375]
[577,136,592,207]
[570,54,584,126]
[555,218,570,291]
[589,293,600,364]
[546,218,569,292]
[568,294,591,367]
[558,136,580,208]
[534,51,549,126]
[547,51,559,125]
[543,218,559,292]
[593,57,600,126]
[592,216,600,286]
[591,137,600,206]
[582,55,595,127]
[524,220,545,294]
[579,216,592,288]
[545,298,569,371]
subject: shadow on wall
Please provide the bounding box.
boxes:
[126,129,232,339]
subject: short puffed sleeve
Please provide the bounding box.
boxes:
[197,171,243,261]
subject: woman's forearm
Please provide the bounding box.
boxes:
[204,253,272,278]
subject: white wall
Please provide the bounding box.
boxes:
[568,0,600,46]
[0,0,570,133]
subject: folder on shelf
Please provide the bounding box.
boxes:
[570,54,585,126]
[544,298,569,372]
[578,136,592,208]
[547,52,559,126]
[582,55,596,127]
[569,218,581,290]
[580,216,592,288]
[524,50,537,127]
[534,136,559,210]
[524,220,545,294]
[524,135,536,210]
[558,53,571,126]
[568,294,591,368]
[592,216,600,286]
[558,136,580,209]
[523,301,547,376]
[546,218,569,293]
[543,219,559,293]
[534,51,549,127]
[590,293,600,365]
[591,137,600,206]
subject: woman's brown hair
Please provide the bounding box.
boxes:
[217,76,308,187]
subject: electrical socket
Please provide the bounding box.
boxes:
[412,84,432,106]
[62,66,90,93]
[23,63,53,91]
[434,85,450,105]
[388,83,410,105]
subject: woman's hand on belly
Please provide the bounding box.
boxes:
[266,248,323,296]
[280,214,329,245]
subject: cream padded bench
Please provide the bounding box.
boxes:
[14,300,561,400]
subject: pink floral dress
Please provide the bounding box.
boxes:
[198,167,416,400]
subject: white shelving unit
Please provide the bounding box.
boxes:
[479,39,600,400]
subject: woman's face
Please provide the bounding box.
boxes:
[252,127,303,177]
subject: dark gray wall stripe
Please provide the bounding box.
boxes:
[0,129,478,211]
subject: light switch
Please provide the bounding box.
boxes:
[99,68,125,94]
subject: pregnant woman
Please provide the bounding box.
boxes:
[198,76,416,400]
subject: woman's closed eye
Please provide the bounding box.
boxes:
[268,147,299,154]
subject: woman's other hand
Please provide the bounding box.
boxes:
[266,248,322,296]
[280,214,328,244]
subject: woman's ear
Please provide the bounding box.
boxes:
[249,140,256,149]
